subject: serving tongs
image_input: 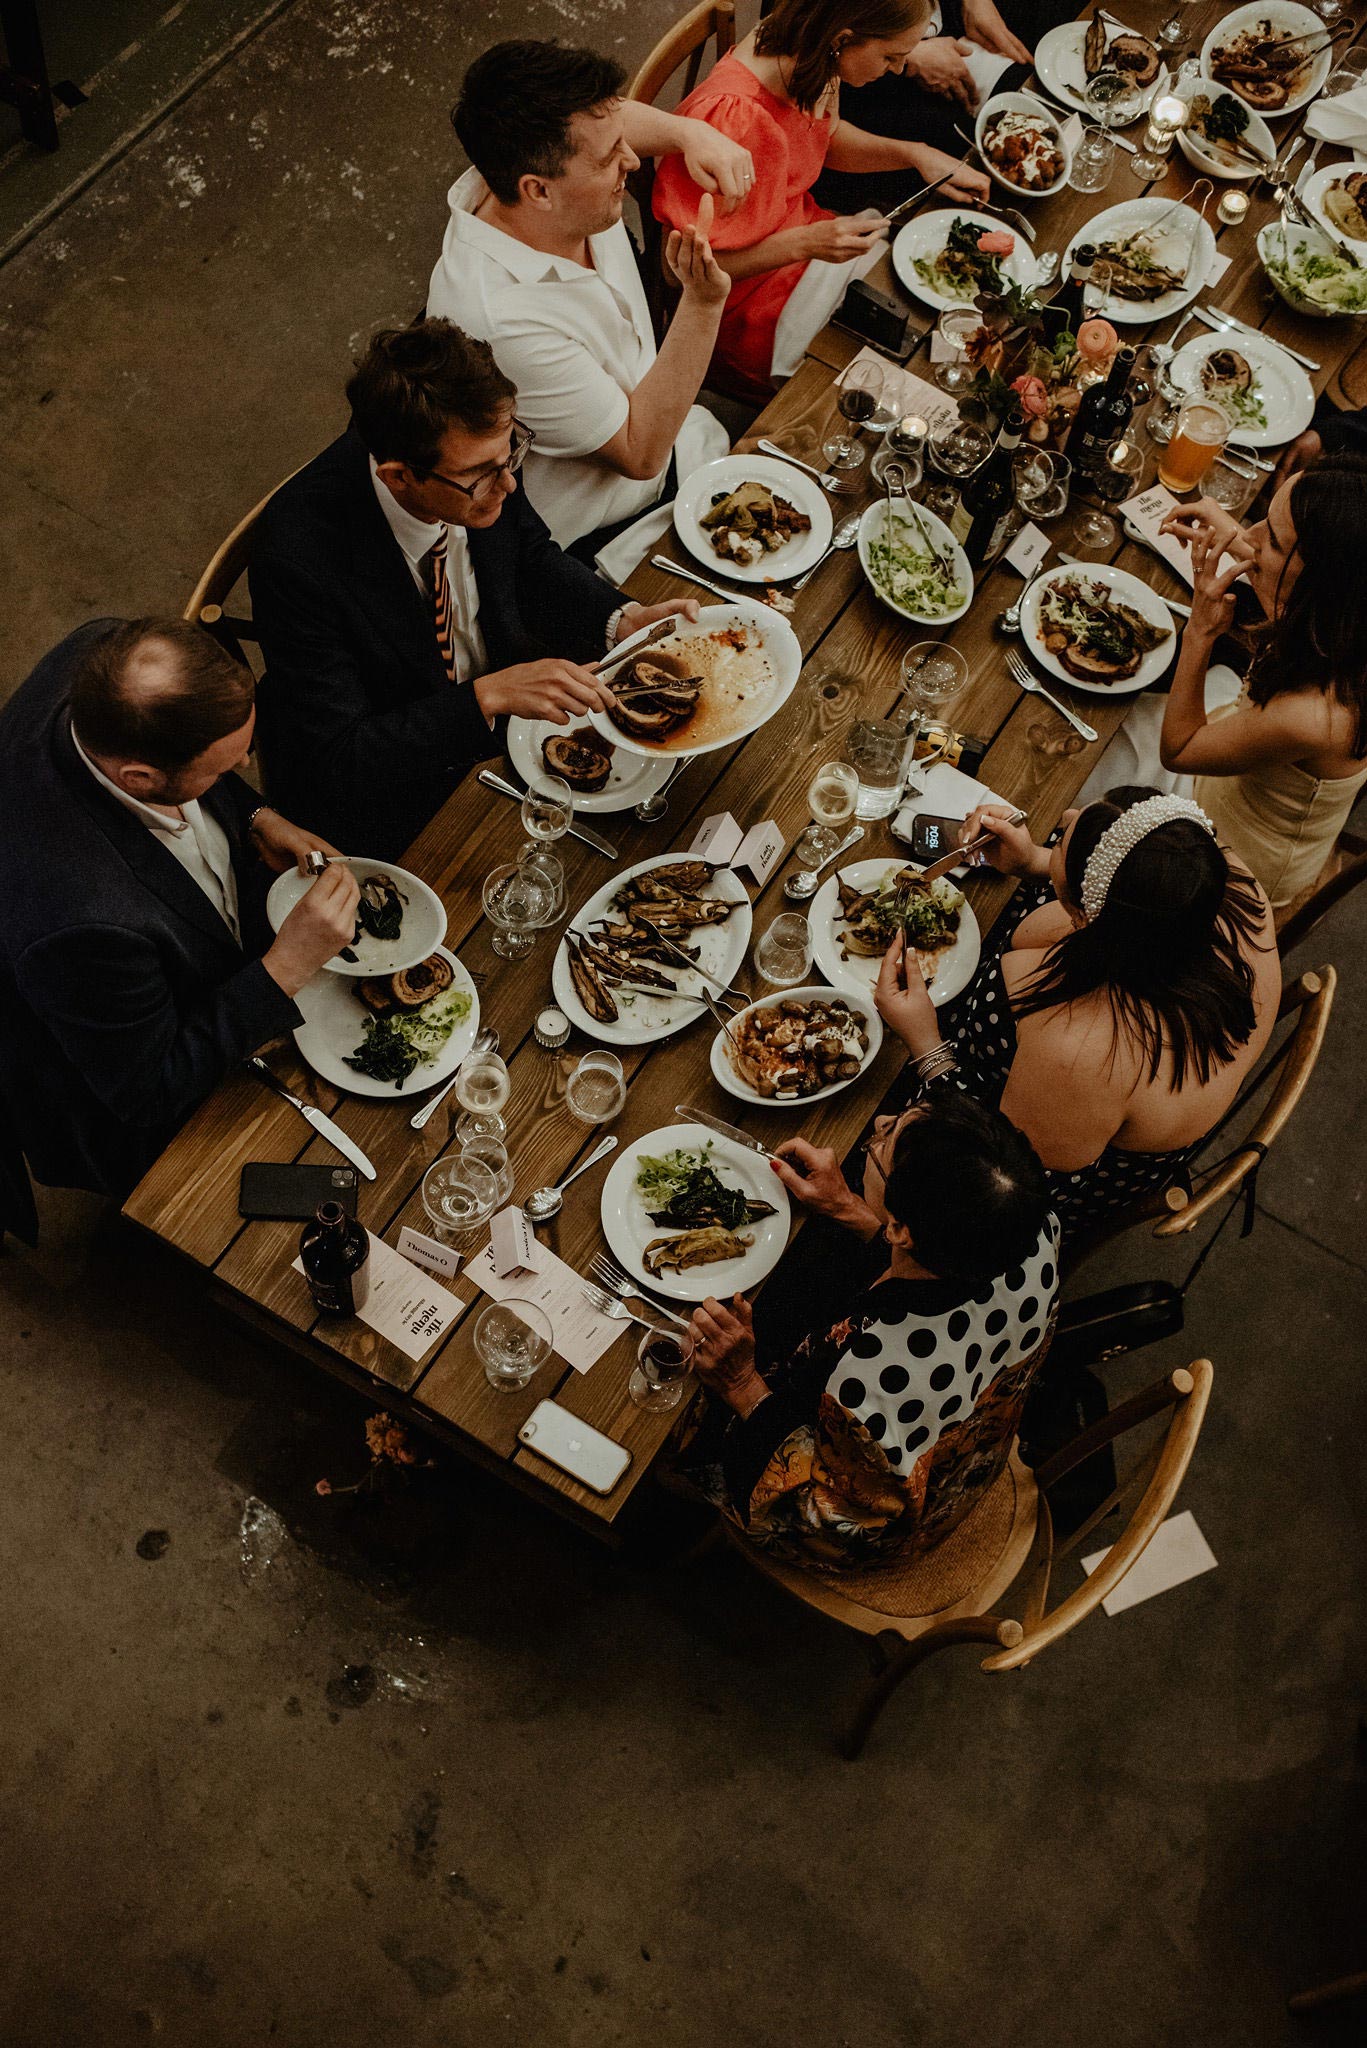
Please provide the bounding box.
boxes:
[1242,19,1352,61]
[636,914,748,1014]
[883,459,957,588]
[1276,176,1364,272]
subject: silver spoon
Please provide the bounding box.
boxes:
[998,557,1052,637]
[783,824,865,904]
[409,1026,498,1131]
[523,1135,618,1224]
[634,754,689,825]
[790,511,861,592]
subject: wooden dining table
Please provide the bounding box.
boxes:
[124,0,1367,1540]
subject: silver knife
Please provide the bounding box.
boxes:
[477,768,618,858]
[675,1102,777,1163]
[247,1057,377,1180]
[1192,305,1320,374]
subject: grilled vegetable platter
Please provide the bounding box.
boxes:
[599,1122,791,1303]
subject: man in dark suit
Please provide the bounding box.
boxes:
[250,319,694,856]
[0,618,361,1199]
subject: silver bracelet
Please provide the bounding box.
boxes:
[913,1039,954,1078]
[604,606,626,651]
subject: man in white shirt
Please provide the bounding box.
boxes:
[431,41,743,564]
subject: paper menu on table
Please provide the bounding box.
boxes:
[291,1232,466,1364]
[467,1226,623,1374]
[846,348,958,436]
[1118,485,1243,589]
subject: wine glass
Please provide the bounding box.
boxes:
[832,359,883,448]
[820,431,868,492]
[1013,448,1072,522]
[520,772,573,846]
[420,1153,499,1253]
[454,1048,510,1143]
[628,1326,695,1412]
[565,1050,627,1125]
[900,642,967,753]
[483,861,552,959]
[459,1133,514,1203]
[1155,0,1201,51]
[1130,93,1187,182]
[933,307,982,395]
[517,843,566,924]
[1094,436,1147,505]
[1073,501,1119,552]
[754,912,813,987]
[795,759,859,866]
[475,1299,553,1393]
[1085,67,1144,135]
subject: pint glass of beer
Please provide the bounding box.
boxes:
[1158,401,1229,493]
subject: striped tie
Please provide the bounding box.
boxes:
[424,528,459,686]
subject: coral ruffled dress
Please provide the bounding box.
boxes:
[653,55,835,404]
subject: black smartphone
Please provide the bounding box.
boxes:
[910,812,968,862]
[239,1162,360,1221]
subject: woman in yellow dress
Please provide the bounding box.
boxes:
[1159,454,1367,911]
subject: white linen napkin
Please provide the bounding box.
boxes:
[1304,86,1367,147]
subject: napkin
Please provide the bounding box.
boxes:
[892,760,1010,869]
[1304,86,1367,148]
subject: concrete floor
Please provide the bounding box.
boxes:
[2,3,1366,2043]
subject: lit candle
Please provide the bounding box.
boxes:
[1217,189,1251,227]
[1150,94,1188,135]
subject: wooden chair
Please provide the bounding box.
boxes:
[723,1362,1211,1758]
[626,0,736,340]
[183,477,292,666]
[1276,833,1367,955]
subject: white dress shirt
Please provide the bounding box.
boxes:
[369,457,488,682]
[427,169,724,550]
[71,725,241,941]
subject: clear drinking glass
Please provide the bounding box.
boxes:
[796,758,859,866]
[1206,451,1261,515]
[927,417,993,481]
[1144,352,1185,444]
[517,843,566,924]
[1094,436,1147,504]
[934,307,983,395]
[1323,46,1367,93]
[900,641,967,752]
[454,1049,510,1143]
[421,1153,499,1253]
[483,861,552,959]
[754,911,813,986]
[460,1134,514,1204]
[846,719,910,820]
[871,441,923,491]
[628,1326,695,1412]
[565,1050,627,1125]
[520,772,573,845]
[1069,125,1116,193]
[1085,66,1144,132]
[1013,448,1072,521]
[476,1299,553,1393]
[1130,93,1185,182]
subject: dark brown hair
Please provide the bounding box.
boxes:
[1246,449,1367,758]
[346,319,516,472]
[883,1093,1051,1285]
[453,42,627,205]
[71,620,255,770]
[755,0,928,113]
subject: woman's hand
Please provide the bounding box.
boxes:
[960,803,1046,877]
[1161,498,1254,642]
[802,211,889,263]
[689,1294,769,1416]
[249,807,343,876]
[612,598,701,643]
[963,0,1033,64]
[906,143,991,204]
[905,36,979,110]
[770,1137,879,1235]
[874,930,942,1053]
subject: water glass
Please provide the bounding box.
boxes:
[475,1299,553,1393]
[421,1153,499,1253]
[927,417,993,481]
[1094,436,1147,504]
[517,843,566,924]
[628,1327,695,1412]
[933,307,982,395]
[484,861,553,959]
[900,642,967,751]
[871,441,923,491]
[1069,126,1115,193]
[797,758,859,866]
[1206,451,1261,516]
[460,1134,514,1204]
[846,719,910,821]
[1012,448,1071,521]
[1323,46,1367,94]
[455,1049,510,1143]
[565,1049,627,1125]
[520,773,573,845]
[754,912,813,986]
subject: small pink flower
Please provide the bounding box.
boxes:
[315,1479,332,1496]
[1011,374,1051,420]
[977,230,1015,257]
[1077,317,1119,361]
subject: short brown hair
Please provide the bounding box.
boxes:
[756,0,928,113]
[71,619,256,770]
[453,43,627,205]
[346,319,517,472]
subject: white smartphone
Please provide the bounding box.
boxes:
[518,1401,631,1495]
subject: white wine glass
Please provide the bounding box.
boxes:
[455,1049,510,1144]
[483,861,552,959]
[520,773,573,846]
[475,1299,553,1393]
[795,759,859,867]
[565,1050,627,1126]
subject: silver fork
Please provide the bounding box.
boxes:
[589,1254,693,1331]
[754,439,843,494]
[1005,649,1098,743]
[579,1277,683,1335]
[635,915,749,1011]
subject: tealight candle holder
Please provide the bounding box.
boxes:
[1131,93,1189,182]
[1217,189,1251,227]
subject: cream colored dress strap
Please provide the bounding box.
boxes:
[1194,694,1367,908]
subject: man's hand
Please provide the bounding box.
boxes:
[689,1293,769,1416]
[907,35,979,109]
[249,806,344,876]
[771,1137,880,1236]
[677,118,755,213]
[874,930,942,1053]
[263,863,361,998]
[665,203,731,309]
[475,658,616,724]
[963,0,1033,64]
[803,210,890,263]
[613,598,701,643]
[1273,426,1320,495]
[907,143,991,203]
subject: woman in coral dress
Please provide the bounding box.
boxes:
[653,0,989,403]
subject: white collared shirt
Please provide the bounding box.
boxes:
[71,725,241,941]
[427,169,723,550]
[368,457,487,682]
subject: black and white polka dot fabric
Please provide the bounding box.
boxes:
[827,1216,1061,1465]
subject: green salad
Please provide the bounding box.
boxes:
[1263,232,1367,314]
[345,988,472,1088]
[1219,382,1268,431]
[868,514,966,619]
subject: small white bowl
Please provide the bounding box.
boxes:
[974,92,1071,201]
[709,986,883,1108]
[266,857,447,977]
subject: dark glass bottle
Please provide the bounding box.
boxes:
[962,409,1026,570]
[1042,244,1095,347]
[1068,346,1136,476]
[300,1200,371,1315]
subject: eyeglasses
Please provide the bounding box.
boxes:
[419,420,535,502]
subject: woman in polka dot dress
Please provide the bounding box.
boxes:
[678,1095,1060,1572]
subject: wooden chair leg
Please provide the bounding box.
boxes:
[839,1616,1023,1760]
[1287,1969,1367,2014]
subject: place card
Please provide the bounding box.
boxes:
[397,1224,463,1284]
[1082,1509,1217,1618]
[1058,112,1085,154]
[292,1232,466,1364]
[1204,248,1234,289]
[1004,521,1050,576]
[735,819,785,885]
[467,1230,623,1374]
[689,811,744,865]
[489,1203,535,1278]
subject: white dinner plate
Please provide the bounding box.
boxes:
[891,209,1039,313]
[1020,562,1177,697]
[857,499,973,628]
[709,985,883,1108]
[974,91,1072,201]
[1301,158,1367,249]
[505,715,672,815]
[1034,20,1169,119]
[672,453,832,584]
[292,945,479,1098]
[1169,330,1314,450]
[1173,79,1276,182]
[599,1121,791,1304]
[586,602,801,760]
[266,857,447,977]
[1201,1,1333,120]
[551,852,753,1047]
[808,857,982,1006]
[1065,197,1216,325]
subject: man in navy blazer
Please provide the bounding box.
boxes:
[0,618,361,1199]
[250,318,694,857]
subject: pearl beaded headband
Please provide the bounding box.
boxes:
[1080,794,1216,922]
